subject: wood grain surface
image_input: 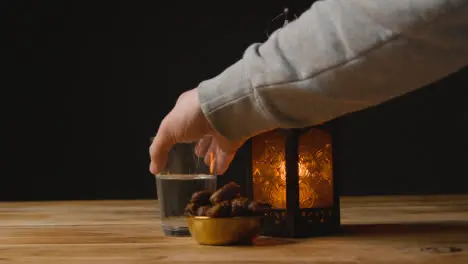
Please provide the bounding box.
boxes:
[1,195,467,263]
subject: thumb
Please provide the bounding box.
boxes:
[149,118,176,175]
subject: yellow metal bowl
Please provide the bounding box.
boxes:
[186,216,262,246]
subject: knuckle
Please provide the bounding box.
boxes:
[175,94,185,104]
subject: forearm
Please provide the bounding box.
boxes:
[197,0,468,141]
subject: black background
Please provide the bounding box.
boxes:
[2,1,467,201]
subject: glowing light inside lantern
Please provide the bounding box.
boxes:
[252,129,334,209]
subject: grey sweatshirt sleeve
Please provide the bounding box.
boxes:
[197,0,468,142]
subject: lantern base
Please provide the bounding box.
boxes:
[260,208,341,238]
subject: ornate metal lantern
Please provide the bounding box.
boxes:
[220,125,341,237]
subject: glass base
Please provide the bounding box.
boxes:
[162,226,191,237]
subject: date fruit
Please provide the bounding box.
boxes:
[185,182,271,218]
[207,201,231,218]
[209,182,241,204]
[185,202,199,216]
[196,206,211,217]
[190,190,212,205]
[231,197,250,217]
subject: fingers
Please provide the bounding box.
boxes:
[204,138,217,167]
[149,118,176,175]
[150,88,216,175]
[149,87,242,175]
[202,137,237,175]
[195,135,212,158]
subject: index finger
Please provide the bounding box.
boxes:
[149,120,176,175]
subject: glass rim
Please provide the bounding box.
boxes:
[155,173,217,180]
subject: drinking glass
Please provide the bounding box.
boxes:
[155,141,217,236]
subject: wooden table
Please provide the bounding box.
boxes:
[1,196,467,264]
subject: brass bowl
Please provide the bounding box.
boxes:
[186,216,262,246]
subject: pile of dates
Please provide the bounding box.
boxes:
[185,182,271,217]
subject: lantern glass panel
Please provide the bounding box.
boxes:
[252,128,334,209]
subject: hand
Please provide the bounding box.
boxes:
[149,88,244,175]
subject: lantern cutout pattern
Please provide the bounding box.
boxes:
[250,127,340,237]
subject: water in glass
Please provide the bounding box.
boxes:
[156,174,216,236]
